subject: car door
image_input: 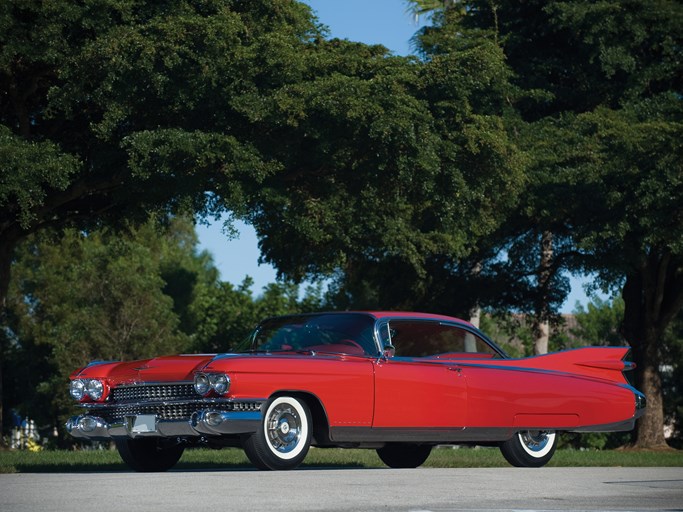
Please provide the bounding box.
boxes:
[372,319,470,428]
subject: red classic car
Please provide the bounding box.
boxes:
[67,311,645,471]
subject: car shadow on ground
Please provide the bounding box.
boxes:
[9,461,384,474]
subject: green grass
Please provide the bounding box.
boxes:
[1,446,681,473]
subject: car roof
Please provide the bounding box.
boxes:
[364,311,474,327]
[263,311,475,329]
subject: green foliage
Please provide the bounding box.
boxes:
[3,217,317,440]
[0,0,324,252]
[0,126,81,230]
[478,312,529,358]
[408,0,682,309]
[572,296,626,347]
[562,99,683,269]
[189,279,324,353]
[406,0,682,447]
[5,221,191,433]
[3,0,681,450]
[250,30,526,313]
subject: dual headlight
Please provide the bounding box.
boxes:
[194,372,230,396]
[70,378,106,401]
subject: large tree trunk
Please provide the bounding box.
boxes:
[0,234,17,447]
[469,262,482,329]
[534,320,549,355]
[0,226,24,446]
[533,231,553,355]
[621,249,683,449]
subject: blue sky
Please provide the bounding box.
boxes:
[196,0,601,313]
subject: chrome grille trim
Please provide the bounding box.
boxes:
[110,383,195,402]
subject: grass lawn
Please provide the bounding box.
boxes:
[1,446,681,473]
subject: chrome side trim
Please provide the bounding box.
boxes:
[568,418,637,433]
[329,426,512,443]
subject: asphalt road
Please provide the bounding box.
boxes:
[2,467,682,512]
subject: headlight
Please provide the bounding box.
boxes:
[209,373,230,395]
[194,373,210,395]
[70,380,85,400]
[194,372,230,395]
[85,379,105,400]
[70,379,106,401]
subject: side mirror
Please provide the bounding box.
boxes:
[383,344,396,358]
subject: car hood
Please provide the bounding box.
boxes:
[72,354,217,384]
[72,351,369,386]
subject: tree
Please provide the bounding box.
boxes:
[567,101,683,448]
[4,216,322,440]
[573,296,626,348]
[1,0,312,309]
[190,279,324,353]
[0,0,417,437]
[1,0,326,434]
[572,296,683,449]
[243,22,526,316]
[408,0,683,447]
[5,222,192,437]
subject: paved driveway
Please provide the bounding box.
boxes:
[2,467,682,511]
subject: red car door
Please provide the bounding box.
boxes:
[372,320,471,428]
[373,358,467,428]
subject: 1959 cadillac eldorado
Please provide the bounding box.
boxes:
[67,311,645,471]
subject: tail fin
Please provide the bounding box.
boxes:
[515,347,634,385]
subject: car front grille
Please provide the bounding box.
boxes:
[87,381,263,424]
[84,382,262,424]
[110,383,196,402]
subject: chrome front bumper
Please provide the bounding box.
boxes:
[66,409,262,440]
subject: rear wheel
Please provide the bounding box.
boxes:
[499,430,557,467]
[243,395,312,470]
[377,443,432,468]
[115,438,184,472]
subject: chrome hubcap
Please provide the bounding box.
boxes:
[266,404,301,454]
[520,430,550,452]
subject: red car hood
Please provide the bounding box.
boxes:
[72,354,216,384]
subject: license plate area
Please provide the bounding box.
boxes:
[126,414,157,433]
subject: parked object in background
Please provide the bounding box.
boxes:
[10,417,43,451]
[67,311,645,471]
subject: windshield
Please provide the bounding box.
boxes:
[238,313,378,356]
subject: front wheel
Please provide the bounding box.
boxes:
[377,443,432,468]
[115,438,184,472]
[499,430,557,467]
[243,395,312,470]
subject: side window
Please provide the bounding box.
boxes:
[389,320,498,358]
